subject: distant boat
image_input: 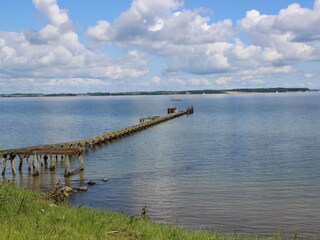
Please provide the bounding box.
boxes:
[171,97,183,101]
[202,92,205,95]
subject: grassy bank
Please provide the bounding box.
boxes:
[0,182,266,240]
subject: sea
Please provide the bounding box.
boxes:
[0,92,319,237]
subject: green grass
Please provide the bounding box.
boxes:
[0,181,273,240]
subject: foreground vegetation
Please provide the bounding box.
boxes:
[0,182,276,239]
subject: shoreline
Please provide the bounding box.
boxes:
[0,181,272,240]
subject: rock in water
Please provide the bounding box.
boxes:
[77,186,88,191]
[87,180,96,186]
[61,186,73,192]
[103,177,109,182]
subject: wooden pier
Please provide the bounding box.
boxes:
[0,107,193,177]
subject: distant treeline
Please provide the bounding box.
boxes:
[227,88,310,93]
[0,88,311,97]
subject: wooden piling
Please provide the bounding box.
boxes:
[79,153,84,171]
[40,154,44,166]
[2,155,7,176]
[64,155,70,177]
[18,155,24,171]
[33,154,39,176]
[50,154,55,171]
[43,155,47,167]
[26,155,31,171]
[10,158,16,176]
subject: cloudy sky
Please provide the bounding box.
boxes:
[0,0,319,93]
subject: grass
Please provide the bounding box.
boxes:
[0,181,275,240]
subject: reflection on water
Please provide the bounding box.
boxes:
[1,94,320,237]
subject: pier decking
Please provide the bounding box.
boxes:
[0,107,193,177]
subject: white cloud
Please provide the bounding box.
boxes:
[86,0,320,78]
[148,17,164,32]
[0,0,148,92]
[32,0,69,26]
[188,78,210,86]
[238,1,320,62]
[147,75,212,89]
[151,76,161,86]
[215,76,232,85]
[2,0,320,92]
[304,72,316,79]
[239,66,294,77]
[86,0,235,75]
[86,0,233,45]
[249,79,264,85]
[86,20,111,42]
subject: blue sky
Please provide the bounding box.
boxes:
[0,0,319,93]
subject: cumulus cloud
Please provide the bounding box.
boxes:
[24,0,72,44]
[2,0,320,92]
[148,75,212,89]
[0,0,148,92]
[303,72,317,79]
[87,0,233,44]
[86,0,236,75]
[238,1,320,62]
[85,0,320,79]
[215,76,232,85]
[33,0,69,26]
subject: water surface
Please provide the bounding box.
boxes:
[0,93,319,237]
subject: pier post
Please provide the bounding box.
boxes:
[10,155,16,177]
[50,154,55,171]
[1,155,8,176]
[18,155,24,171]
[40,154,44,166]
[64,155,70,177]
[33,154,39,176]
[26,155,31,171]
[43,155,48,167]
[78,153,84,171]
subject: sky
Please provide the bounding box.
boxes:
[0,0,319,93]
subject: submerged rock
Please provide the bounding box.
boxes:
[77,186,88,191]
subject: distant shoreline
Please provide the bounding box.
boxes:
[0,87,313,98]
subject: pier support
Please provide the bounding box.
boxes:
[26,155,31,171]
[33,154,39,176]
[64,155,70,177]
[40,154,43,166]
[10,156,16,176]
[2,155,8,176]
[43,155,47,167]
[1,154,16,176]
[50,154,55,171]
[18,155,24,171]
[79,153,84,171]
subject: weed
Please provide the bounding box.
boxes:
[140,205,149,220]
[17,196,26,213]
[46,181,69,205]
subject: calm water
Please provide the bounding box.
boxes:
[1,93,320,237]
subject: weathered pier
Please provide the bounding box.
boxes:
[0,107,193,177]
